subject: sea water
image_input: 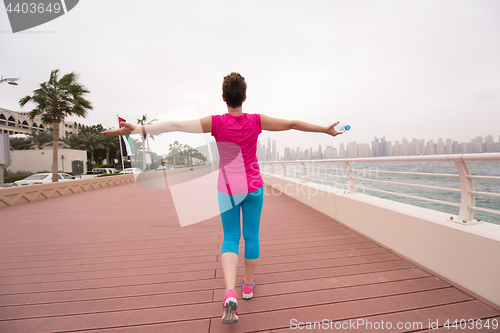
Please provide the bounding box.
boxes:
[278,160,500,225]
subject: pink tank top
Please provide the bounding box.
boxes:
[211,113,263,195]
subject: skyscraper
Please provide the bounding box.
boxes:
[267,137,271,160]
[446,139,452,154]
[412,138,420,155]
[272,139,276,161]
[426,140,435,155]
[436,138,445,154]
[339,143,345,158]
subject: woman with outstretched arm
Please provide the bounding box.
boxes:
[102,72,342,325]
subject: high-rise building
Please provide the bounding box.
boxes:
[393,140,400,156]
[401,138,409,156]
[325,145,335,159]
[357,143,370,157]
[339,143,346,158]
[372,137,380,157]
[386,141,393,156]
[381,136,387,156]
[485,135,494,152]
[426,140,436,155]
[272,139,276,161]
[284,147,292,160]
[267,138,271,160]
[436,138,445,154]
[460,142,469,153]
[257,140,263,160]
[346,142,357,157]
[445,139,452,154]
[412,138,420,155]
[318,144,323,159]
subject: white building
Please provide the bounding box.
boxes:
[0,107,85,138]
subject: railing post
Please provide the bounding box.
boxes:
[454,160,475,223]
[270,162,275,175]
[344,161,355,193]
[301,162,308,182]
[281,162,287,177]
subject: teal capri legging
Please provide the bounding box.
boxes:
[218,185,264,260]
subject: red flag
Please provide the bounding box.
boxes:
[118,117,126,128]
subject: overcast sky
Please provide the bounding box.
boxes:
[1,0,499,156]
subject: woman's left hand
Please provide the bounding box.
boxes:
[325,122,342,137]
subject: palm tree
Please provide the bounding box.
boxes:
[76,132,105,166]
[19,69,92,182]
[102,134,117,165]
[136,114,159,171]
[9,137,32,150]
[169,141,182,167]
[131,137,143,161]
[26,130,54,149]
[58,133,81,149]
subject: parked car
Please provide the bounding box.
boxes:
[13,173,76,186]
[92,168,119,174]
[156,165,173,170]
[120,168,142,174]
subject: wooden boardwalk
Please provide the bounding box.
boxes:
[0,182,499,332]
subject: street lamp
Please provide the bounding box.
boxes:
[61,155,65,172]
[0,76,20,85]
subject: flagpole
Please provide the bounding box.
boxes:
[117,114,125,171]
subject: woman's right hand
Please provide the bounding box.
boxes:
[101,122,137,136]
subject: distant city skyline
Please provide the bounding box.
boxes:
[258,134,500,161]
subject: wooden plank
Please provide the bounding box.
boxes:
[213,267,432,301]
[0,301,220,333]
[209,289,473,333]
[215,253,403,278]
[0,289,213,321]
[0,269,214,295]
[270,304,500,332]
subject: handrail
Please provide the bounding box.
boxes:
[260,153,500,224]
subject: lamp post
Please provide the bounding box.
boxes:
[61,155,65,172]
[0,76,20,85]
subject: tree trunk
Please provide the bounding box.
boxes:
[106,148,110,166]
[52,121,60,182]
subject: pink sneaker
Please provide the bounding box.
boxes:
[222,289,238,324]
[242,278,255,300]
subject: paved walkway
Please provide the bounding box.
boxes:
[0,182,499,332]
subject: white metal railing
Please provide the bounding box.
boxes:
[260,153,500,225]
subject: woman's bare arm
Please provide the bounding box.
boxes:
[101,116,212,136]
[260,114,342,137]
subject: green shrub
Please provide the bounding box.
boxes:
[97,173,123,177]
[4,175,30,183]
[13,170,33,176]
[97,164,114,168]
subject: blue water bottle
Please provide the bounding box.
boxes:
[334,123,351,133]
